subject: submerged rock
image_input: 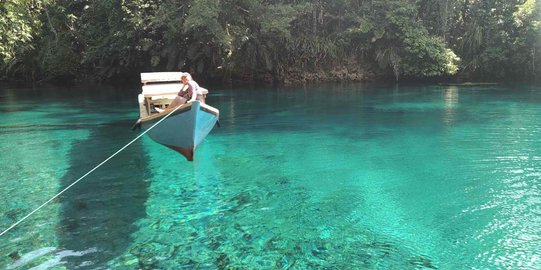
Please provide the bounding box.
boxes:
[215,253,230,269]
[6,247,56,270]
[242,233,253,241]
[228,192,251,212]
[5,208,25,221]
[311,246,329,260]
[129,242,175,268]
[408,256,437,269]
[8,251,20,261]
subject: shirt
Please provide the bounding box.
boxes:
[178,80,200,102]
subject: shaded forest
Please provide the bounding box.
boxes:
[1,0,540,84]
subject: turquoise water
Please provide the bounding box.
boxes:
[1,83,540,269]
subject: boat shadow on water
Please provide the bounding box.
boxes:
[55,120,150,268]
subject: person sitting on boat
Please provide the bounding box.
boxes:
[182,73,208,103]
[169,72,200,107]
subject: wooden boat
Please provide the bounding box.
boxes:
[136,72,219,161]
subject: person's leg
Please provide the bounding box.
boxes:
[169,96,187,108]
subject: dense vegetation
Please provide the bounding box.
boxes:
[1,0,539,84]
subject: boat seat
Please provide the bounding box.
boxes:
[143,96,173,114]
[152,98,172,106]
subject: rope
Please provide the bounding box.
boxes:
[0,105,184,237]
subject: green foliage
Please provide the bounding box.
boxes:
[401,30,460,77]
[512,0,541,77]
[218,1,308,80]
[514,0,538,26]
[0,0,45,77]
[258,4,297,37]
[184,0,224,44]
[448,0,540,80]
[0,0,35,61]
[0,0,539,82]
[371,0,460,79]
[77,1,136,77]
[375,45,400,81]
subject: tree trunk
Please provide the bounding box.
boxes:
[312,2,317,34]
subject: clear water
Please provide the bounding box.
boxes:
[1,83,540,269]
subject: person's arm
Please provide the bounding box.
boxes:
[187,81,197,102]
[178,83,188,96]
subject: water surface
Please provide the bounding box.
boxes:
[1,83,540,269]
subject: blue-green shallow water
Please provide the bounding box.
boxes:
[1,83,540,269]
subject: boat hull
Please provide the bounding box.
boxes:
[140,101,218,161]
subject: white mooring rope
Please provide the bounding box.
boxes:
[0,105,183,237]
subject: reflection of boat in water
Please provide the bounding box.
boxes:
[136,72,219,161]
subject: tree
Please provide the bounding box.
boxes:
[0,0,45,79]
[0,0,538,83]
[372,0,460,80]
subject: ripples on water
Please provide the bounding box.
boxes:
[0,84,540,269]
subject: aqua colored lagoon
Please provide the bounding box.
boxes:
[1,83,540,269]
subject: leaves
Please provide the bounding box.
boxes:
[0,0,44,65]
[0,0,539,82]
